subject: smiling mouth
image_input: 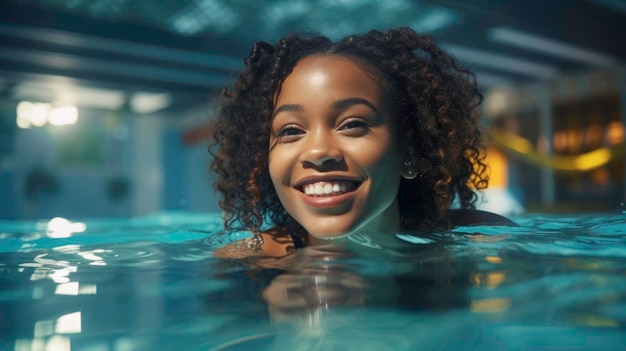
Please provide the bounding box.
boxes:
[299,181,360,197]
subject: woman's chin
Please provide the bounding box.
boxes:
[307,231,351,243]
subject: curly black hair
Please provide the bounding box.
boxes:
[210,27,488,245]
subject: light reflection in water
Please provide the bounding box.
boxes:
[55,312,82,334]
[470,298,511,313]
[48,267,76,284]
[14,335,72,351]
[485,256,503,264]
[46,217,87,238]
[15,311,80,351]
[45,335,72,351]
[24,254,78,284]
[471,271,506,289]
[78,249,110,266]
[34,320,54,338]
[4,213,625,350]
[55,282,97,295]
[22,245,112,283]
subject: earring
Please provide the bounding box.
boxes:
[247,233,264,250]
[401,157,419,179]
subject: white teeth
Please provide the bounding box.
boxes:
[315,184,324,195]
[324,184,333,193]
[302,181,356,196]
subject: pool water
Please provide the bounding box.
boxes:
[1,211,625,350]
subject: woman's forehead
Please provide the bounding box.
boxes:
[278,55,385,98]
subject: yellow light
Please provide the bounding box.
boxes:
[553,131,566,152]
[486,272,506,287]
[574,148,611,171]
[585,124,602,146]
[491,127,622,172]
[566,130,584,153]
[606,121,624,145]
[493,130,532,153]
[471,271,506,288]
[569,313,619,327]
[485,149,508,187]
[470,298,511,313]
[485,256,502,263]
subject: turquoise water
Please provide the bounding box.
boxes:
[1,211,625,350]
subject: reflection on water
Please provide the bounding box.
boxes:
[46,217,86,239]
[0,212,625,350]
[259,246,365,333]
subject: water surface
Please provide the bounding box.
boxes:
[1,211,625,350]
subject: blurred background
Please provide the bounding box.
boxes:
[0,0,623,220]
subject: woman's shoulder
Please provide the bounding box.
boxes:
[212,227,296,259]
[447,209,517,227]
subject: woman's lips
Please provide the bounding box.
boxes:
[296,180,361,208]
[301,180,358,196]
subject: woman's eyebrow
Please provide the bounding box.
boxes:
[333,97,380,115]
[272,104,302,119]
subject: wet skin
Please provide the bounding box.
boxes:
[269,55,403,243]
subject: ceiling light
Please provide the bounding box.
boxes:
[443,44,558,79]
[49,106,79,126]
[410,9,459,33]
[56,87,125,110]
[28,103,51,127]
[489,27,617,68]
[130,92,172,114]
[473,71,514,88]
[0,23,242,70]
[14,83,125,110]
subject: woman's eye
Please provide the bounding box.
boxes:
[340,119,369,134]
[275,126,304,140]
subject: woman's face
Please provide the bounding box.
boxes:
[268,55,402,240]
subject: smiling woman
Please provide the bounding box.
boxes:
[210,27,514,258]
[269,56,402,241]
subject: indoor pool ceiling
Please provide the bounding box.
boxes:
[0,0,625,113]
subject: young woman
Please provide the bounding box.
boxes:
[210,27,514,258]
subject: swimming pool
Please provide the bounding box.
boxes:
[1,211,625,350]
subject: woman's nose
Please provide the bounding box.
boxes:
[299,132,343,168]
